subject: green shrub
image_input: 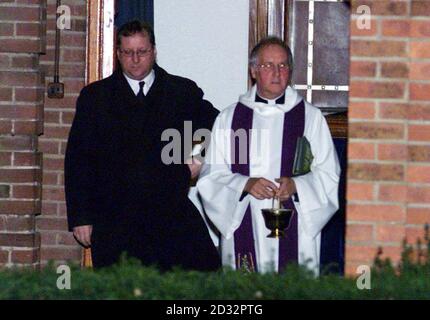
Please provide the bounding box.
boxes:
[0,227,429,300]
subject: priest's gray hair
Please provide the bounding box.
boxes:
[249,36,294,81]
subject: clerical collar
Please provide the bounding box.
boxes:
[123,69,155,96]
[255,93,285,105]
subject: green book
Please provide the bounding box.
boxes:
[292,136,314,176]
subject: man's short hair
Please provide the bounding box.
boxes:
[116,20,155,48]
[249,36,294,80]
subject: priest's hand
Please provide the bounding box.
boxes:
[185,157,202,179]
[244,178,278,200]
[275,177,297,202]
[73,225,93,248]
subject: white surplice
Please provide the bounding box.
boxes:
[194,85,340,274]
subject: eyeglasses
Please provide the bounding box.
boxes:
[256,62,289,73]
[119,48,153,58]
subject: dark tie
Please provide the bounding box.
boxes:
[137,81,145,102]
[255,94,285,104]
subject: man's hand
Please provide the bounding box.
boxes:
[186,157,202,179]
[73,225,93,248]
[244,178,278,200]
[275,177,297,202]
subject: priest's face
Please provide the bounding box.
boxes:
[117,32,157,81]
[251,44,290,100]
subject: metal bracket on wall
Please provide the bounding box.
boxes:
[47,0,64,99]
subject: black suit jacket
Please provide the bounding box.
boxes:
[65,65,220,270]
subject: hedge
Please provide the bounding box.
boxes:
[0,236,429,300]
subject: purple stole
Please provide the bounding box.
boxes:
[231,100,305,272]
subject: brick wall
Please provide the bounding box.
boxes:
[0,0,46,267]
[37,0,86,266]
[347,0,430,274]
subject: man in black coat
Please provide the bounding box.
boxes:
[65,20,221,271]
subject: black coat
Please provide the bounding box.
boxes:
[65,65,221,271]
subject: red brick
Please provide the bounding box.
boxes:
[382,20,410,37]
[408,186,430,204]
[13,185,39,199]
[345,245,377,263]
[38,140,60,155]
[0,233,39,247]
[351,40,406,57]
[41,202,58,216]
[348,142,375,160]
[0,200,39,215]
[410,62,430,81]
[0,152,12,166]
[0,7,40,21]
[0,121,12,134]
[410,83,430,101]
[0,136,35,151]
[14,152,42,167]
[44,96,78,109]
[410,21,430,38]
[346,224,373,242]
[408,104,430,121]
[0,169,39,183]
[61,112,75,125]
[43,126,71,140]
[43,158,64,171]
[405,227,427,245]
[349,123,404,140]
[0,71,41,87]
[11,249,40,264]
[408,124,430,142]
[407,165,430,183]
[376,225,405,242]
[352,1,408,16]
[348,163,404,181]
[62,48,86,62]
[16,23,40,37]
[409,145,430,162]
[14,121,42,135]
[350,61,377,78]
[378,144,408,161]
[42,188,65,202]
[347,182,374,201]
[407,207,430,224]
[380,62,409,79]
[378,184,408,202]
[44,111,61,124]
[11,55,38,69]
[57,232,77,246]
[0,23,13,36]
[41,232,57,245]
[350,81,405,99]
[410,42,430,59]
[0,88,13,101]
[42,172,59,186]
[3,216,35,232]
[0,39,42,53]
[349,101,375,119]
[411,0,430,17]
[37,217,68,231]
[15,88,44,103]
[40,246,81,262]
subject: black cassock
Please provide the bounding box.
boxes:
[65,64,221,271]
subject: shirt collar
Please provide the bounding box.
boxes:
[123,69,155,96]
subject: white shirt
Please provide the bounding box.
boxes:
[123,69,155,96]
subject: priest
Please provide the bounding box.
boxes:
[196,37,340,274]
